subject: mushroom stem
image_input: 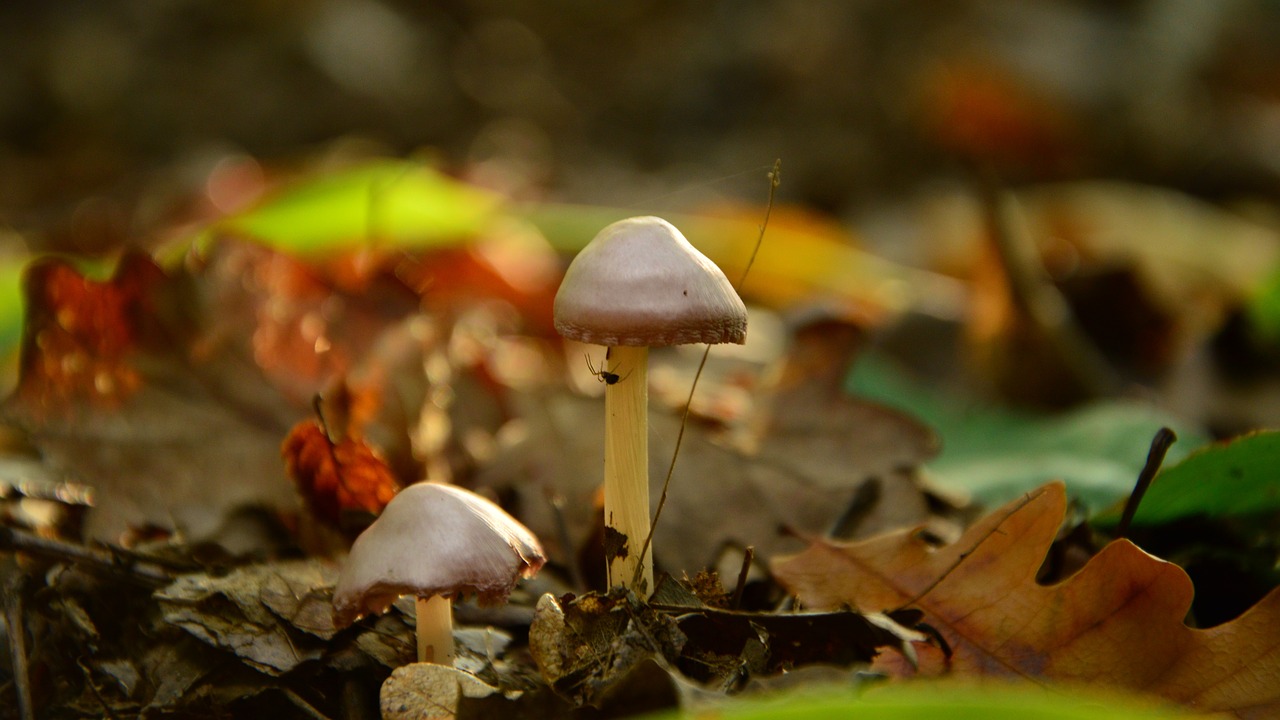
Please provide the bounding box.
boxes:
[603,345,652,595]
[415,595,455,665]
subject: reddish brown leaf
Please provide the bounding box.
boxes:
[3,251,303,543]
[771,482,1280,718]
[396,245,558,337]
[13,252,169,416]
[194,238,422,406]
[281,420,399,533]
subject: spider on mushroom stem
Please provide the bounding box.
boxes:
[585,353,631,385]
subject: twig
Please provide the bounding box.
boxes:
[283,687,334,720]
[3,559,35,720]
[0,526,174,586]
[978,174,1121,398]
[76,657,121,720]
[1116,427,1177,539]
[631,160,781,590]
[730,546,755,610]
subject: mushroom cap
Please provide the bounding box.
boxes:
[554,216,747,347]
[332,482,545,627]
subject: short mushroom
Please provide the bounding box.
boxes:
[332,482,545,665]
[554,216,747,595]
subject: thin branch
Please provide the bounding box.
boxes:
[3,561,35,720]
[631,160,781,589]
[978,174,1121,397]
[0,526,174,586]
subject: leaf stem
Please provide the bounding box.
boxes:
[1116,427,1177,539]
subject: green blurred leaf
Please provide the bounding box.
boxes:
[849,354,1206,512]
[201,160,503,255]
[1094,430,1280,527]
[643,684,1195,719]
[0,256,26,357]
[1245,264,1280,345]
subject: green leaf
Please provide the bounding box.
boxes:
[197,160,503,255]
[1094,430,1280,527]
[0,257,27,358]
[1245,264,1280,345]
[642,684,1196,719]
[849,354,1206,513]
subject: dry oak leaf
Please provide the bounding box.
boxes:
[771,482,1280,719]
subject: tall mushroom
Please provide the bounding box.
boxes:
[554,216,747,595]
[332,482,545,665]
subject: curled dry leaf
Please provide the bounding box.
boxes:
[772,482,1280,718]
[156,559,341,676]
[281,419,399,534]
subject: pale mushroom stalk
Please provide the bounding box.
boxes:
[603,345,650,591]
[415,595,454,665]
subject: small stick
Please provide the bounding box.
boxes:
[1116,427,1178,539]
[730,546,755,610]
[282,687,334,720]
[0,526,173,586]
[3,560,35,720]
[632,160,780,590]
[977,173,1120,398]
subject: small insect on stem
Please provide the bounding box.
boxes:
[585,353,630,385]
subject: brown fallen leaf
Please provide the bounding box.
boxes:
[192,236,422,408]
[282,418,399,537]
[1,252,302,543]
[771,482,1280,718]
[482,315,938,583]
[156,559,341,676]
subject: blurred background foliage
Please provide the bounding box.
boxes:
[5,0,1280,499]
[5,0,1280,241]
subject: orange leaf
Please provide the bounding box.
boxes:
[281,420,399,534]
[14,252,168,415]
[771,483,1280,718]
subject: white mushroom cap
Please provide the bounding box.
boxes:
[332,483,545,627]
[554,216,747,347]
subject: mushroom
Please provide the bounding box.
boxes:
[332,482,545,665]
[554,216,747,595]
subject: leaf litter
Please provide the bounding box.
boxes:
[3,161,1280,719]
